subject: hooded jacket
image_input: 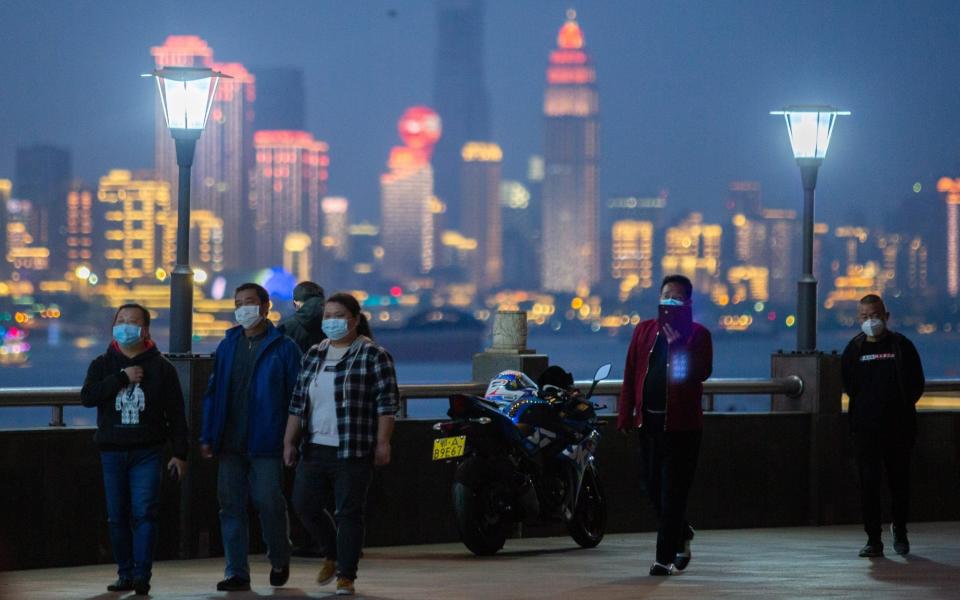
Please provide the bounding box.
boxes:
[617,319,713,432]
[80,341,189,459]
[277,295,326,353]
[200,322,302,457]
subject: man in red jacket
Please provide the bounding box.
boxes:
[618,274,713,576]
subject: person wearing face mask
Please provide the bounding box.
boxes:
[283,292,399,597]
[200,283,303,592]
[841,294,924,558]
[617,275,713,576]
[80,303,189,596]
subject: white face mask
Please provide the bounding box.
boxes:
[235,305,263,330]
[861,318,885,338]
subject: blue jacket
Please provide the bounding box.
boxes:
[201,322,302,457]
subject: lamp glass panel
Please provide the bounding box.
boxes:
[161,77,215,130]
[784,111,839,159]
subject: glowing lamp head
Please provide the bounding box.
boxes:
[771,105,849,161]
[146,66,230,138]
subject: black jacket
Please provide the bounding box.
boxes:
[841,330,925,435]
[80,342,189,459]
[277,296,325,353]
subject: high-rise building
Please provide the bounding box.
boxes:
[321,197,349,261]
[152,36,255,271]
[500,179,538,289]
[433,0,491,228]
[761,208,799,305]
[542,10,599,293]
[460,142,502,289]
[0,179,9,276]
[14,145,71,275]
[380,107,441,282]
[66,182,98,273]
[611,220,654,301]
[5,198,48,275]
[98,170,170,283]
[251,131,329,272]
[937,177,960,298]
[662,213,722,297]
[252,67,305,131]
[726,180,762,217]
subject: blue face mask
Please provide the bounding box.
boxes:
[659,298,685,306]
[322,318,350,341]
[113,324,142,347]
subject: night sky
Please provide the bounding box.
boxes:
[1,0,959,225]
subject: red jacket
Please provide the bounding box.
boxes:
[617,319,713,432]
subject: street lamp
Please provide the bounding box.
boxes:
[771,105,850,352]
[145,66,229,353]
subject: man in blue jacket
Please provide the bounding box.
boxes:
[201,283,302,591]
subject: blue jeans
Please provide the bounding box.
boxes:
[292,444,373,581]
[217,453,291,580]
[100,445,163,582]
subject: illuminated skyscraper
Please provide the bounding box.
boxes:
[321,197,349,261]
[461,142,502,289]
[937,177,960,298]
[151,36,255,271]
[500,179,537,289]
[542,10,599,293]
[5,198,49,275]
[251,131,329,272]
[66,182,98,273]
[0,179,9,276]
[433,0,490,228]
[98,170,170,283]
[611,221,654,301]
[14,145,71,275]
[662,213,722,297]
[380,107,442,282]
[762,208,799,305]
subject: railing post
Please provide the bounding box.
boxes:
[49,406,65,427]
[472,310,548,384]
[398,396,408,419]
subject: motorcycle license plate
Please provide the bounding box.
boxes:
[432,435,466,460]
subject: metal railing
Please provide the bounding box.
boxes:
[2,376,957,425]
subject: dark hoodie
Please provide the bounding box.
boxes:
[80,341,189,459]
[277,295,326,353]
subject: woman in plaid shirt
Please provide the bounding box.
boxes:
[283,292,398,596]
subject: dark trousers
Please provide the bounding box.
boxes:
[100,446,163,582]
[639,428,701,565]
[293,444,373,581]
[853,430,912,539]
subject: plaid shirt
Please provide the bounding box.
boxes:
[289,335,399,459]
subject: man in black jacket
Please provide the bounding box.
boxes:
[278,281,325,353]
[841,294,924,558]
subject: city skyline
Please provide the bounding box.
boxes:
[2,1,960,228]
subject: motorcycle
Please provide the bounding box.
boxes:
[432,363,611,555]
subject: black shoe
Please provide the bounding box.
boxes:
[859,539,884,557]
[270,564,290,587]
[133,579,150,596]
[107,578,135,592]
[649,562,676,576]
[216,576,251,591]
[892,524,910,555]
[674,538,692,571]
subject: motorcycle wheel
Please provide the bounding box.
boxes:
[452,481,509,556]
[565,466,606,548]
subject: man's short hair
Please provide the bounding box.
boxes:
[859,293,886,311]
[293,281,324,303]
[661,274,693,301]
[235,282,270,304]
[113,303,150,327]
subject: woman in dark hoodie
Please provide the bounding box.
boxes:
[81,303,189,596]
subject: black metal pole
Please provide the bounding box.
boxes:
[170,135,198,354]
[797,159,821,353]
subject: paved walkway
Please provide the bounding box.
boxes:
[3,522,959,599]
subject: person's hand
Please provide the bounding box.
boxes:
[374,440,391,466]
[283,443,299,467]
[200,444,214,459]
[167,457,187,480]
[123,366,144,383]
[662,323,682,345]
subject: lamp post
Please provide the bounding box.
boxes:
[146,66,228,353]
[771,105,849,353]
